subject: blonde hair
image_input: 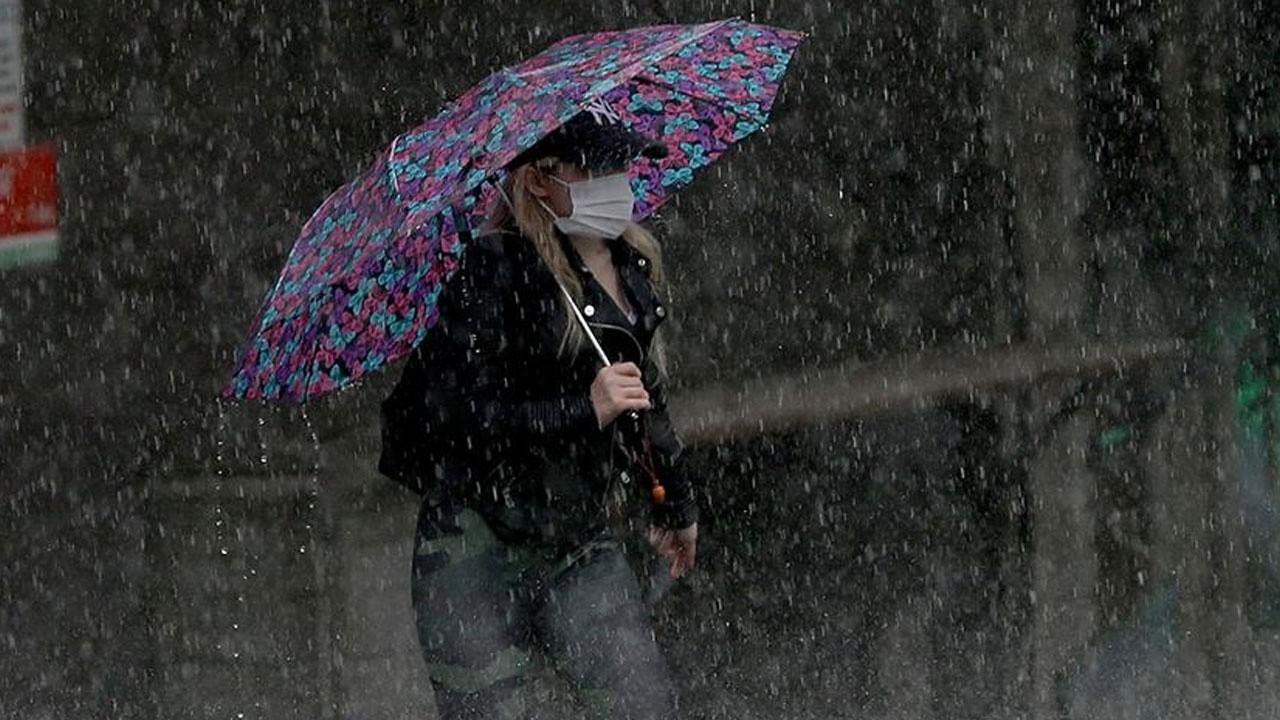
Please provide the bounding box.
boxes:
[485,157,667,373]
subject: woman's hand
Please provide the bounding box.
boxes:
[590,362,650,429]
[648,523,698,579]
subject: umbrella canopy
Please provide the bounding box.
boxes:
[225,18,805,403]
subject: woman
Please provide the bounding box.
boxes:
[379,101,699,720]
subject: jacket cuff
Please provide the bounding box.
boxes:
[565,393,602,434]
[652,498,698,530]
[651,483,699,529]
[485,393,602,437]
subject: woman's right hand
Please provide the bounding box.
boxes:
[590,362,651,429]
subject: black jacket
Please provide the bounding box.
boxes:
[379,228,698,534]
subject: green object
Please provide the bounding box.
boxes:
[1100,425,1135,449]
[0,236,57,269]
[1237,360,1271,437]
[426,646,532,694]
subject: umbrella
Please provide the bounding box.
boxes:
[224,18,805,403]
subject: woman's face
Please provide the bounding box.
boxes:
[545,163,587,217]
[526,162,620,218]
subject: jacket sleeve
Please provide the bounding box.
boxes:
[437,238,603,442]
[644,370,700,530]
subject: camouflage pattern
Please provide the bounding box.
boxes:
[411,496,677,719]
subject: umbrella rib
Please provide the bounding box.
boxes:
[389,135,402,196]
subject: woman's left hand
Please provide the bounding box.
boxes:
[648,523,698,579]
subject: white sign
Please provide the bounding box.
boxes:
[0,0,23,149]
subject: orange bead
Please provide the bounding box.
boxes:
[651,485,666,504]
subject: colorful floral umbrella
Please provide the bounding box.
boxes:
[224,18,805,402]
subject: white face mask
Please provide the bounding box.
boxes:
[540,172,636,240]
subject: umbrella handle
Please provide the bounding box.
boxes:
[557,279,644,426]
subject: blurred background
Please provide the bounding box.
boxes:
[3,0,1279,718]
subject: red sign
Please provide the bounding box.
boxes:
[0,142,57,267]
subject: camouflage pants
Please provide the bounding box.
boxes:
[411,499,677,720]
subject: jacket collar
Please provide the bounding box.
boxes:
[556,232,666,345]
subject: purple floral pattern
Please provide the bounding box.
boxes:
[225,18,804,402]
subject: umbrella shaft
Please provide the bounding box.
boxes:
[558,281,611,366]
